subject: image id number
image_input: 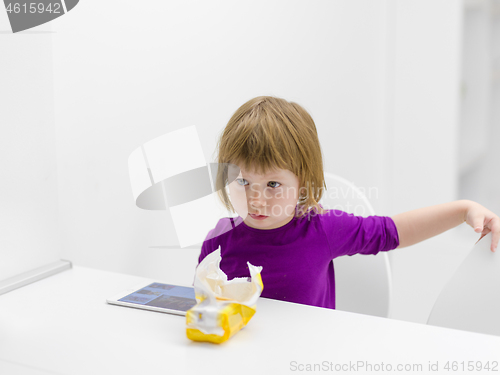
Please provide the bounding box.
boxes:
[6,3,61,14]
[444,361,498,372]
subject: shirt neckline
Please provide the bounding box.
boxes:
[235,214,298,234]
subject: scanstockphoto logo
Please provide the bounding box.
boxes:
[3,0,79,33]
[128,126,243,249]
[128,126,378,248]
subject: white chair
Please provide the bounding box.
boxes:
[427,232,500,336]
[319,172,393,318]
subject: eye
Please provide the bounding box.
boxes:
[268,181,281,188]
[236,178,248,186]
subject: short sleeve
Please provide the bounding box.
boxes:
[319,209,400,259]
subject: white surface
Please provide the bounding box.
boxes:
[459,2,491,175]
[0,17,62,283]
[0,260,71,296]
[0,266,499,375]
[386,0,463,323]
[459,1,500,221]
[428,232,500,336]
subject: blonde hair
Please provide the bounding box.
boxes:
[214,96,326,219]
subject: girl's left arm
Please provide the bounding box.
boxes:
[391,199,500,252]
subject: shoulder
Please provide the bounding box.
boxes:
[210,216,242,239]
[317,209,396,231]
[314,209,356,229]
[199,217,238,262]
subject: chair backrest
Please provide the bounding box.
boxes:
[427,232,500,336]
[320,172,393,318]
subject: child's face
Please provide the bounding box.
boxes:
[228,164,301,230]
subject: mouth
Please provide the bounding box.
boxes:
[249,213,269,219]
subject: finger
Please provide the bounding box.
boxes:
[475,222,490,245]
[471,216,485,233]
[480,226,491,236]
[481,216,498,252]
[489,217,500,252]
[474,225,484,233]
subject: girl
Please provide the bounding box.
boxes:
[197,96,499,310]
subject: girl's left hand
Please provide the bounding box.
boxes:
[464,201,500,252]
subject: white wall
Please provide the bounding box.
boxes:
[459,0,500,221]
[386,1,466,323]
[51,0,392,286]
[0,15,61,280]
[49,0,468,323]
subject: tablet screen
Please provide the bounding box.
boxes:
[118,283,197,312]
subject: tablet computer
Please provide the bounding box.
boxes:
[106,281,198,316]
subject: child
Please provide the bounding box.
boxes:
[197,96,500,310]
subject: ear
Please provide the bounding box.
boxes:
[298,183,308,199]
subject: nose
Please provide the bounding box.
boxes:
[247,183,268,209]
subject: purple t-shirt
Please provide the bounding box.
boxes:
[197,209,400,310]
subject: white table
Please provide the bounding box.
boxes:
[0,266,498,375]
